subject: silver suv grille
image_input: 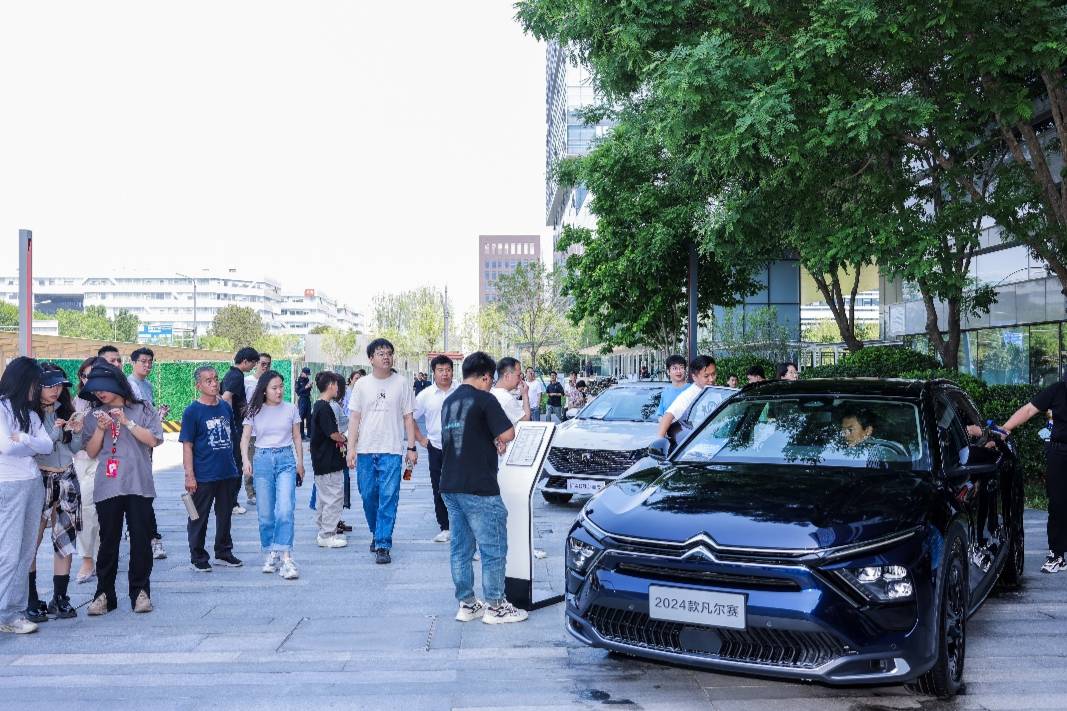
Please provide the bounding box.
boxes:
[547,447,644,477]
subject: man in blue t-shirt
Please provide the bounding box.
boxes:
[180,366,244,572]
[655,354,690,417]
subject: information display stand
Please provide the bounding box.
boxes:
[498,420,562,611]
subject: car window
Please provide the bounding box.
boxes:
[686,387,735,426]
[578,386,663,422]
[935,394,970,469]
[676,396,929,470]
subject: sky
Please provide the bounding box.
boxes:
[0,1,548,320]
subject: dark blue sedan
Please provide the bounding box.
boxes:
[564,379,1025,698]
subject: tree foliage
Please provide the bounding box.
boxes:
[460,304,509,356]
[492,262,569,369]
[208,306,264,351]
[804,319,878,344]
[319,328,359,365]
[371,286,455,365]
[54,305,140,342]
[517,0,1067,370]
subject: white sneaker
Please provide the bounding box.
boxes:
[455,599,486,622]
[317,534,348,548]
[233,504,247,515]
[151,538,167,559]
[262,552,280,574]
[0,617,38,634]
[433,530,451,543]
[483,600,528,625]
[279,557,299,580]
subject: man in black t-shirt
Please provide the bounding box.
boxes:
[310,372,347,548]
[545,371,565,422]
[999,379,1067,573]
[440,351,526,625]
[221,347,259,513]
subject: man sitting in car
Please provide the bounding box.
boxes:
[839,407,901,468]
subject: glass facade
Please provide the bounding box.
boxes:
[907,321,1064,386]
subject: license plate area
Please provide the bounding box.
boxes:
[566,478,606,494]
[648,585,746,630]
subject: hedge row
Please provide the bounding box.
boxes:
[802,347,1043,485]
[46,359,293,421]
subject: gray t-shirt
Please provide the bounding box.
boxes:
[243,402,300,449]
[81,402,164,502]
[129,375,154,406]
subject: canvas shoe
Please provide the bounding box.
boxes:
[317,534,348,548]
[262,551,280,574]
[279,558,300,580]
[0,618,38,634]
[432,530,451,543]
[214,553,243,567]
[455,599,486,622]
[483,600,528,625]
[1041,551,1066,573]
[190,560,213,573]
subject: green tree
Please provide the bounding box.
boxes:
[371,286,455,366]
[198,335,234,353]
[254,333,300,359]
[320,328,359,365]
[112,309,140,342]
[460,305,508,356]
[492,262,569,369]
[804,319,878,345]
[208,306,264,351]
[56,306,114,340]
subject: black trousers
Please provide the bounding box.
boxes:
[298,399,311,438]
[187,479,236,564]
[230,425,245,504]
[95,494,154,609]
[1045,443,1067,554]
[427,444,449,531]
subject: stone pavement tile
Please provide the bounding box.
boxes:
[9,651,237,667]
[194,632,295,651]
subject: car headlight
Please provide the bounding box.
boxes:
[566,532,602,575]
[838,565,914,602]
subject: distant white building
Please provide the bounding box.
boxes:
[0,271,362,343]
[801,289,880,331]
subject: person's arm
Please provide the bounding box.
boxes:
[346,411,361,469]
[111,408,163,448]
[240,423,253,477]
[83,412,110,459]
[292,421,304,484]
[1000,402,1041,434]
[182,441,197,493]
[404,412,418,467]
[518,380,531,421]
[656,412,677,439]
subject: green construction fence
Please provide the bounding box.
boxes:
[48,359,294,422]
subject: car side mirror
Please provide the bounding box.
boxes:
[648,437,671,462]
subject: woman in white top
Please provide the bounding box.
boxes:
[72,357,101,585]
[240,370,304,580]
[0,358,54,635]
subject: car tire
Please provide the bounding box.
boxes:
[541,492,573,505]
[907,527,968,699]
[998,475,1026,590]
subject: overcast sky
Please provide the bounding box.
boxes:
[0,1,547,320]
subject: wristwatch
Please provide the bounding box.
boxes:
[124,420,137,431]
[407,446,417,452]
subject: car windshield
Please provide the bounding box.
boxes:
[578,386,662,422]
[676,396,929,470]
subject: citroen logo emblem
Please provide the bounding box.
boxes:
[581,452,593,461]
[682,546,716,562]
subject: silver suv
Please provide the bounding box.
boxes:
[538,382,737,504]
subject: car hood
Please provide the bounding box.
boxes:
[583,462,935,551]
[551,418,659,452]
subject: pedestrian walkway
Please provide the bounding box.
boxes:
[0,438,1063,710]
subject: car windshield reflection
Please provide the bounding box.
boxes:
[578,386,662,422]
[676,397,930,470]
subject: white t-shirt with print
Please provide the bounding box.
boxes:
[243,402,301,449]
[348,372,415,455]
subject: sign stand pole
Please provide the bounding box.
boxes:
[18,229,33,357]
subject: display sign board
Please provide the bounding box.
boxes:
[498,420,561,611]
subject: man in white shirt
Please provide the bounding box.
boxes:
[524,368,544,422]
[414,355,459,543]
[491,358,531,429]
[656,356,717,439]
[345,338,417,565]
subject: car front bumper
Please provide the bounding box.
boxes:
[564,540,939,685]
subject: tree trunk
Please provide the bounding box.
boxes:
[811,268,866,352]
[919,285,960,369]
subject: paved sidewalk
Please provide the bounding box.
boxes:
[0,438,1064,710]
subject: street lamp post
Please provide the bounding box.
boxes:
[176,272,198,349]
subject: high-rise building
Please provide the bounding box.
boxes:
[478,235,541,305]
[545,42,612,265]
[0,271,363,343]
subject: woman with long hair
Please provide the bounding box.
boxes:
[241,370,304,580]
[0,357,53,634]
[24,364,83,622]
[73,357,101,584]
[80,361,164,615]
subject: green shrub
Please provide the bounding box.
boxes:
[713,355,776,386]
[842,346,941,377]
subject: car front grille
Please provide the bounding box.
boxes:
[613,562,801,592]
[547,447,644,477]
[585,605,845,669]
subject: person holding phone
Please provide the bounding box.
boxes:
[79,362,164,616]
[240,370,304,580]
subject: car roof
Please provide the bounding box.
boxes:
[740,377,931,399]
[609,381,671,388]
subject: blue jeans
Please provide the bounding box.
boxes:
[356,453,401,550]
[252,447,297,551]
[441,493,508,605]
